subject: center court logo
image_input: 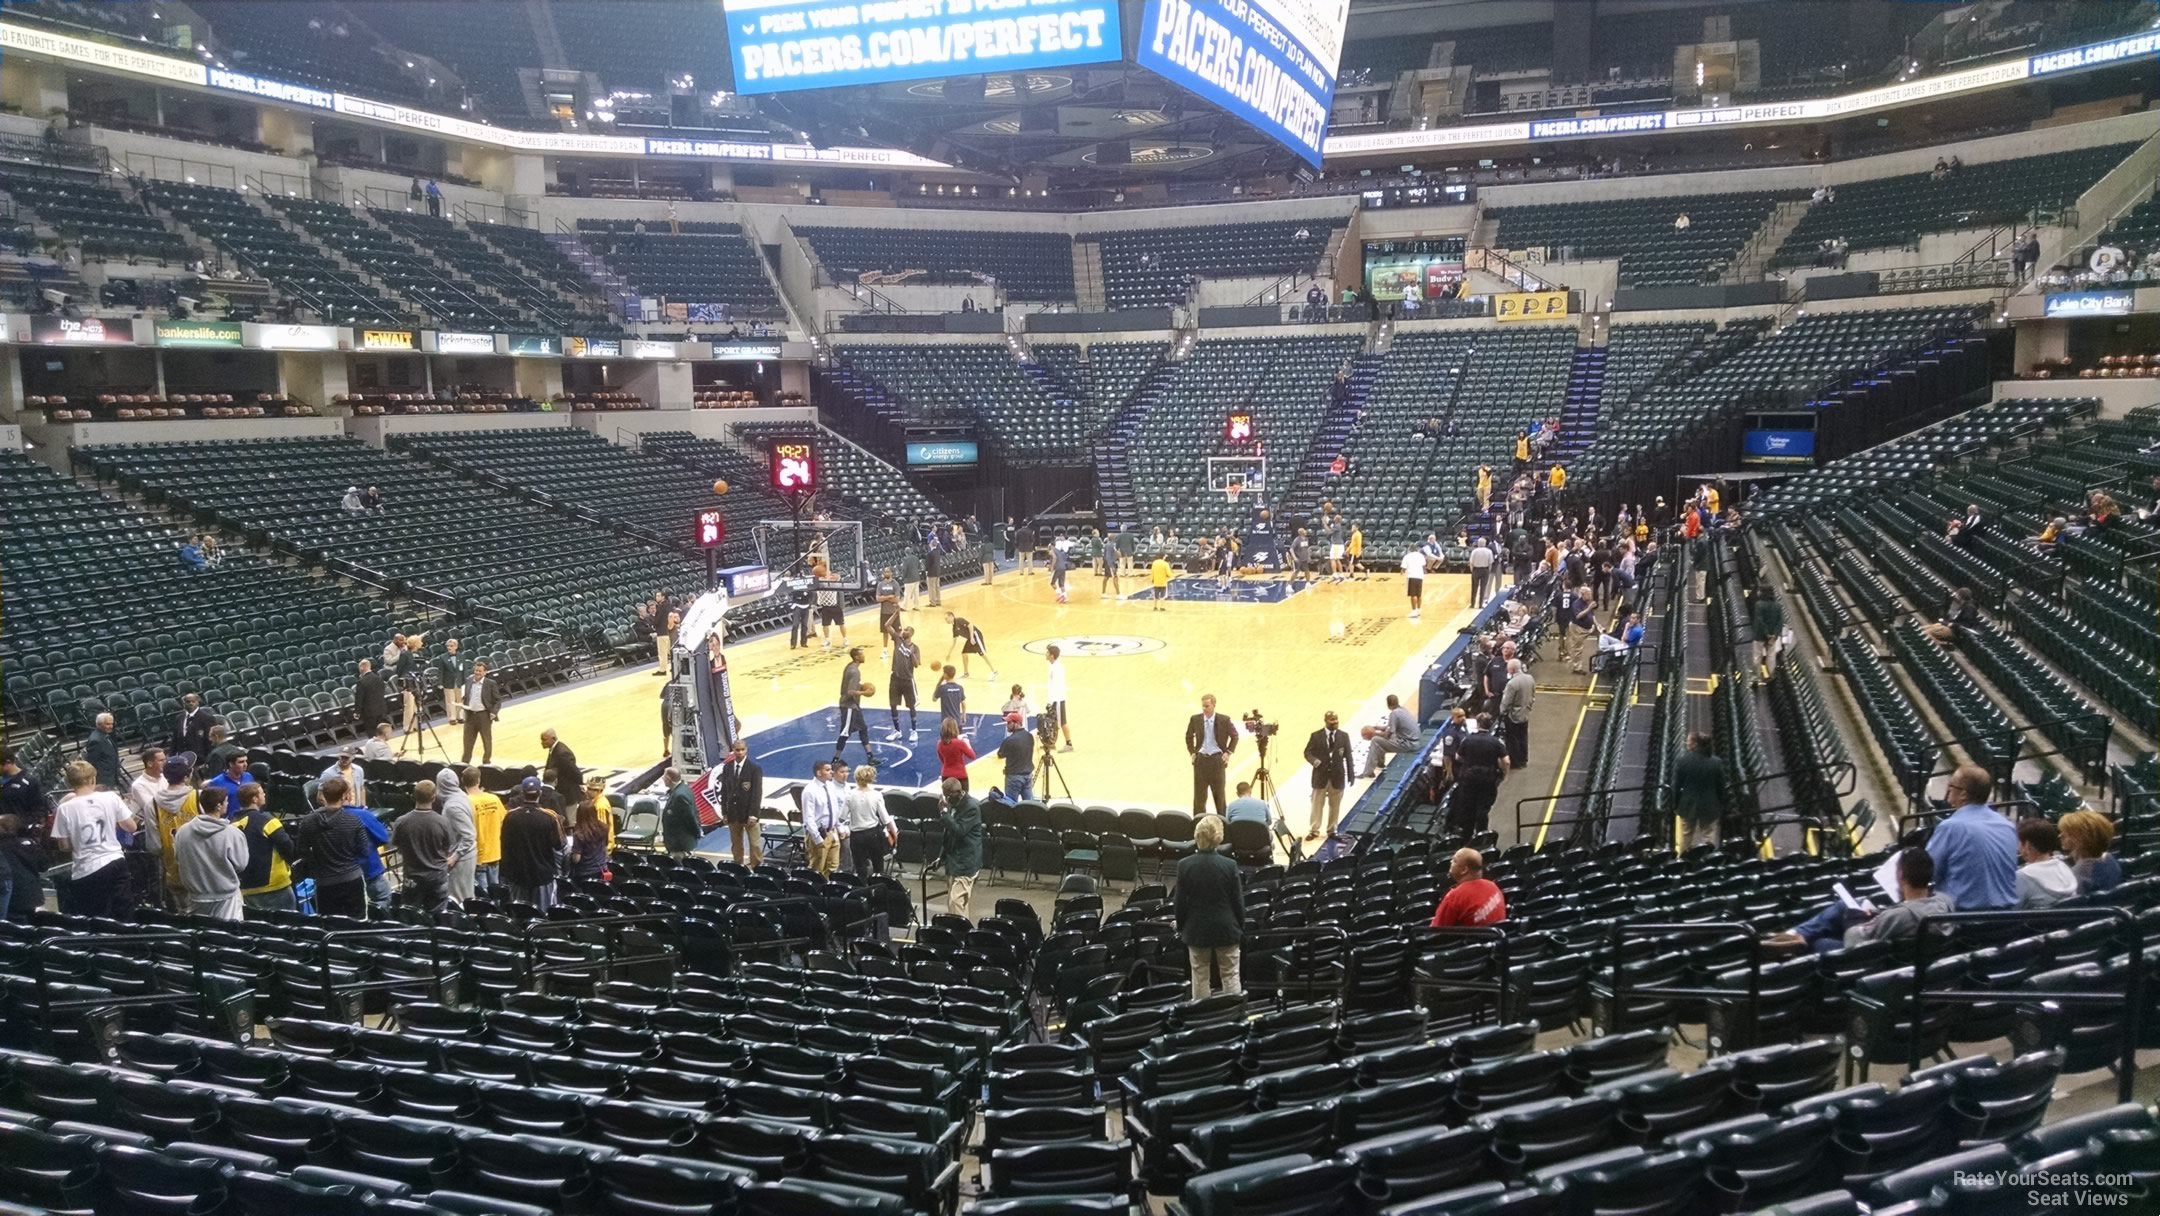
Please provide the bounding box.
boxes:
[1021,635,1166,657]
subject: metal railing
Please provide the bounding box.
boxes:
[121,152,238,191]
[1466,246,1557,292]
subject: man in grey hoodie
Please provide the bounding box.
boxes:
[438,766,477,904]
[2014,818,2078,910]
[173,784,249,920]
[1770,849,1953,956]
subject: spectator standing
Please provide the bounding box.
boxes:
[435,640,470,728]
[84,713,122,790]
[0,749,47,831]
[50,760,136,915]
[391,786,456,913]
[424,179,442,217]
[714,741,761,864]
[925,543,943,607]
[1175,814,1244,999]
[1672,733,1727,851]
[469,771,506,894]
[842,765,896,877]
[1185,695,1238,815]
[936,719,975,790]
[1449,715,1510,838]
[173,783,247,920]
[127,746,168,831]
[1499,660,1535,770]
[1430,847,1507,927]
[800,760,843,876]
[937,777,983,920]
[295,778,369,918]
[439,766,477,904]
[148,753,199,903]
[663,766,703,860]
[1468,537,1494,605]
[2014,818,2077,909]
[997,714,1036,801]
[563,795,610,883]
[458,661,501,763]
[1751,590,1787,684]
[355,659,390,736]
[237,784,298,912]
[541,730,581,801]
[499,778,565,910]
[206,752,258,817]
[1927,764,2018,911]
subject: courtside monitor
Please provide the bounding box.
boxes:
[722,0,1124,94]
[769,438,819,495]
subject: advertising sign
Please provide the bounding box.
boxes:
[1493,290,1571,322]
[566,336,623,358]
[1137,0,1348,166]
[509,334,563,357]
[154,320,244,348]
[360,329,416,351]
[1742,429,1816,464]
[1363,237,1465,302]
[721,0,1122,94]
[247,323,341,351]
[627,339,680,359]
[31,316,133,344]
[2043,290,2136,318]
[905,440,980,468]
[432,332,498,355]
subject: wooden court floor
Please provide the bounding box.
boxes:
[398,566,1475,818]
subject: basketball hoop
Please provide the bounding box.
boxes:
[1225,480,1244,506]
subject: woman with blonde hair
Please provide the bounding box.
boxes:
[842,764,897,877]
[2058,810,2123,894]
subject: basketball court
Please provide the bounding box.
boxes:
[398,560,1476,816]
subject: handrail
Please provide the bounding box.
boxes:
[1465,246,1555,292]
[1604,920,1762,1049]
[1905,905,2141,1102]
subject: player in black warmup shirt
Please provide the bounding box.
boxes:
[833,648,878,766]
[886,628,921,741]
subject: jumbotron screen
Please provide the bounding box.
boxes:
[722,0,1124,93]
[1137,0,1350,167]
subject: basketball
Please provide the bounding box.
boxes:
[711,479,730,495]
[1360,726,1377,740]
[860,684,876,698]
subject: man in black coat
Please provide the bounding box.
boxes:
[1449,714,1511,839]
[541,729,581,798]
[1175,814,1244,999]
[457,662,502,764]
[84,713,122,790]
[173,693,215,760]
[1184,694,1239,816]
[1302,711,1354,841]
[354,660,390,736]
[714,739,764,866]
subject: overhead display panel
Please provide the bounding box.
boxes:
[721,0,1123,94]
[1137,0,1349,167]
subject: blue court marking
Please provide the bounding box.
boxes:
[1123,575,1313,604]
[744,705,1013,785]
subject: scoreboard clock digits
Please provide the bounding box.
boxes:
[770,440,818,494]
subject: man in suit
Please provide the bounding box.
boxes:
[84,713,122,789]
[1175,814,1244,1000]
[457,661,502,764]
[716,739,764,866]
[354,659,390,736]
[434,640,470,729]
[1184,694,1238,816]
[541,729,580,798]
[1302,710,1354,841]
[661,767,702,859]
[173,693,214,760]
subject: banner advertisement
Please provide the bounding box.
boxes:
[566,336,623,358]
[154,320,243,348]
[359,329,416,351]
[905,440,980,468]
[708,342,784,362]
[721,0,1122,95]
[246,323,341,351]
[627,339,681,359]
[1493,290,1571,322]
[2043,290,2136,318]
[509,334,563,357]
[431,331,498,355]
[31,316,134,345]
[1742,429,1816,464]
[1137,0,1347,167]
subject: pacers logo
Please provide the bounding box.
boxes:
[1021,635,1166,657]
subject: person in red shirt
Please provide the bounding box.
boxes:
[936,718,976,791]
[1431,847,1507,928]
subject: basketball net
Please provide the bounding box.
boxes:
[1226,481,1243,505]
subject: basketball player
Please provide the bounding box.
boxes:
[874,566,902,660]
[1215,532,1238,588]
[1346,521,1366,580]
[1041,644,1074,753]
[787,576,814,649]
[1401,542,1427,620]
[886,627,921,741]
[1325,513,1346,581]
[832,647,878,767]
[943,611,996,678]
[934,665,967,728]
[814,564,846,649]
[1048,535,1070,603]
[1097,531,1121,597]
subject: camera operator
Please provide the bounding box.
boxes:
[998,713,1037,802]
[1302,710,1353,841]
[1184,694,1238,816]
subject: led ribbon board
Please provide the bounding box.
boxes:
[721,0,1124,94]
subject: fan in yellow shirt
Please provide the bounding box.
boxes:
[1148,555,1172,612]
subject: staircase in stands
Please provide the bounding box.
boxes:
[1278,354,1386,523]
[1553,347,1607,462]
[1092,350,1181,530]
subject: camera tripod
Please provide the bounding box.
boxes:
[1250,729,1305,862]
[1035,709,1073,801]
[397,674,450,760]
